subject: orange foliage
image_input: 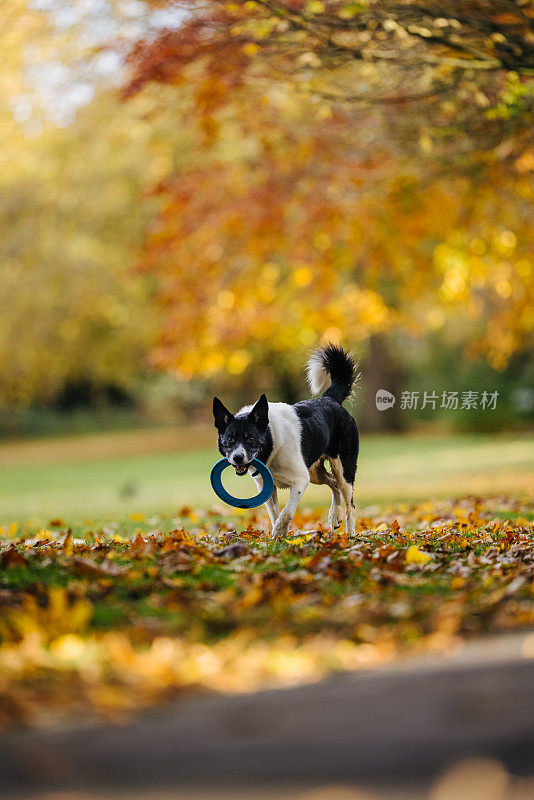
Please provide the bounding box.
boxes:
[124,1,534,377]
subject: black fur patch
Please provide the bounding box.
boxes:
[318,344,357,405]
[294,397,359,484]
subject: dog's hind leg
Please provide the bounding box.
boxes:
[311,459,343,530]
[329,457,356,538]
[252,472,279,526]
[327,482,344,531]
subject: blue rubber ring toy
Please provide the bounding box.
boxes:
[210,458,274,509]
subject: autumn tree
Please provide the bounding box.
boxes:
[122,1,533,387]
[0,2,189,408]
[127,1,534,165]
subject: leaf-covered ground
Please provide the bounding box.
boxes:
[0,495,533,728]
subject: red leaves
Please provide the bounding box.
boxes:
[1,547,27,569]
[123,12,252,103]
[129,533,158,559]
[72,556,127,578]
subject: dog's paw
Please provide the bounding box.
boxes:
[328,504,344,530]
[271,512,291,538]
[271,523,289,538]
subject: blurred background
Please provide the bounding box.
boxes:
[1,0,533,521]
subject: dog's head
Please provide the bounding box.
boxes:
[213,394,269,475]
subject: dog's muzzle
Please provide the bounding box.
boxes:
[229,448,250,476]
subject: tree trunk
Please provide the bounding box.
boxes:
[356,335,405,432]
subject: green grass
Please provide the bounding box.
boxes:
[0,431,532,524]
[0,495,533,726]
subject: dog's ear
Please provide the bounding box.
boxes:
[248,393,269,433]
[213,397,233,433]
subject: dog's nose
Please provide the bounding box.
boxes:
[233,453,244,464]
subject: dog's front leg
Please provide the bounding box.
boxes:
[271,478,309,538]
[252,472,279,527]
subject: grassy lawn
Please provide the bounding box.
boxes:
[0,495,533,727]
[0,429,532,727]
[0,429,533,523]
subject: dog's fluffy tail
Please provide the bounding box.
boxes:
[306,344,359,405]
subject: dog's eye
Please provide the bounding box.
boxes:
[245,435,255,444]
[226,435,235,444]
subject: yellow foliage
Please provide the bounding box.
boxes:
[406,545,432,564]
[62,530,73,557]
[286,532,317,546]
[0,588,92,644]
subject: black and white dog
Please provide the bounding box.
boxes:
[213,344,359,538]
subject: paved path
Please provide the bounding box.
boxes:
[2,632,534,797]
